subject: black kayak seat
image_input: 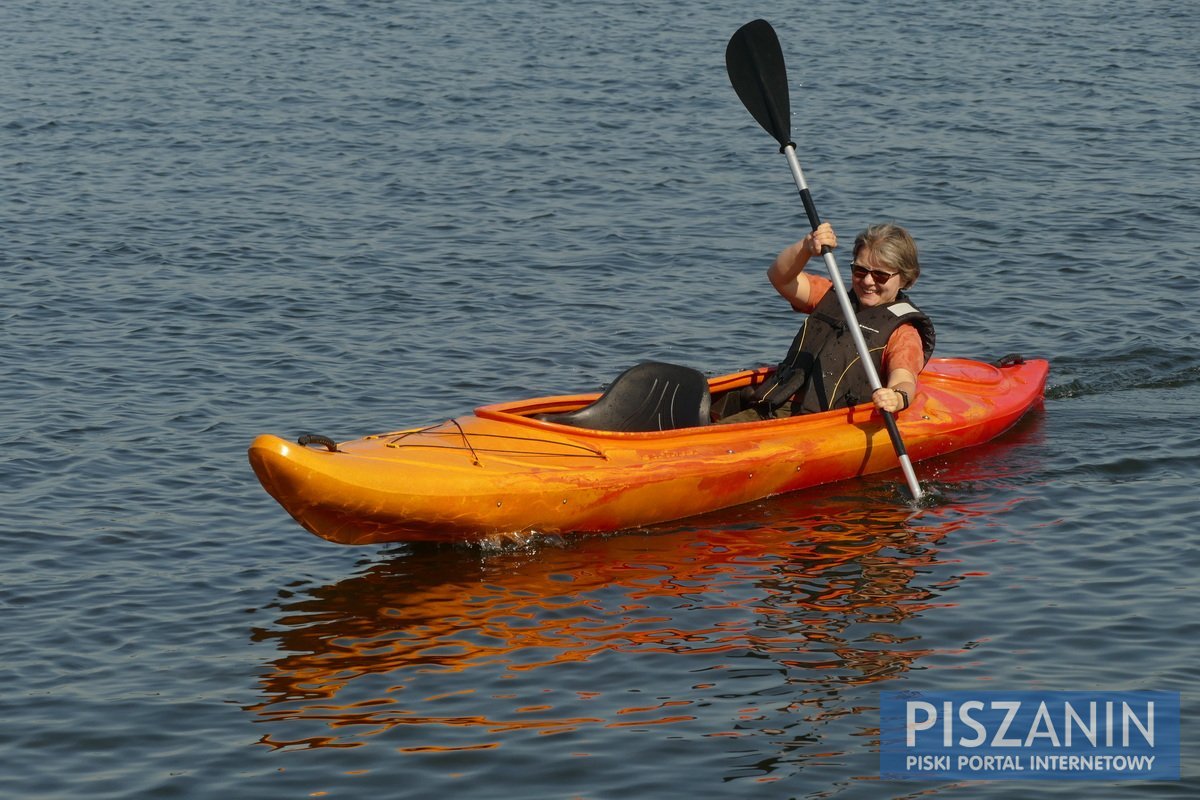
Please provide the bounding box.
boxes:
[537,361,711,432]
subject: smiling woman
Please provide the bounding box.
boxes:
[714,220,935,424]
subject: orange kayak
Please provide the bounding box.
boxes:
[248,356,1048,545]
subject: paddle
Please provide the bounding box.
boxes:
[725,18,925,502]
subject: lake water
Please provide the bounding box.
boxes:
[3,0,1197,797]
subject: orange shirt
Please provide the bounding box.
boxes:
[798,275,927,378]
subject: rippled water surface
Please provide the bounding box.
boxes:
[4,0,1198,797]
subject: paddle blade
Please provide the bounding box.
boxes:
[725,19,792,147]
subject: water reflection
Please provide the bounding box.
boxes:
[246,416,1044,772]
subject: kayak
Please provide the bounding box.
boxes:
[249,356,1047,545]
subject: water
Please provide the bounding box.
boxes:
[3,0,1197,797]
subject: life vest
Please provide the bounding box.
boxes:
[753,289,936,414]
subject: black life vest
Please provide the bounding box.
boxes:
[753,289,936,414]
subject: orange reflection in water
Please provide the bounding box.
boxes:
[246,417,1044,754]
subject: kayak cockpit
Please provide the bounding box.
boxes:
[534,361,712,433]
[476,363,775,434]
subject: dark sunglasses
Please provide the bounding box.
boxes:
[850,263,900,283]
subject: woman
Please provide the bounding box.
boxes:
[718,221,935,423]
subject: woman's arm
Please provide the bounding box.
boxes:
[767,222,837,310]
[873,325,926,413]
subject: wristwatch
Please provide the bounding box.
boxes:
[895,389,910,411]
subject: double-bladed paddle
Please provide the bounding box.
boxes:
[725,18,925,502]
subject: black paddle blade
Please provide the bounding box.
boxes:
[725,19,792,147]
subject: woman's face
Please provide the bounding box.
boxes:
[850,247,904,307]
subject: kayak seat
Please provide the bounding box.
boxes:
[538,361,711,432]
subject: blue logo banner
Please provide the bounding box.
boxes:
[880,690,1180,780]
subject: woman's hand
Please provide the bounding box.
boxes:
[872,386,910,414]
[803,222,837,258]
[769,222,840,310]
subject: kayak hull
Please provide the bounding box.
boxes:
[249,357,1048,545]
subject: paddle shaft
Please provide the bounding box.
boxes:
[781,146,924,500]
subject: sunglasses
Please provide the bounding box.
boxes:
[850,263,900,283]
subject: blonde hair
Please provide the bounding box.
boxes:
[853,223,920,288]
